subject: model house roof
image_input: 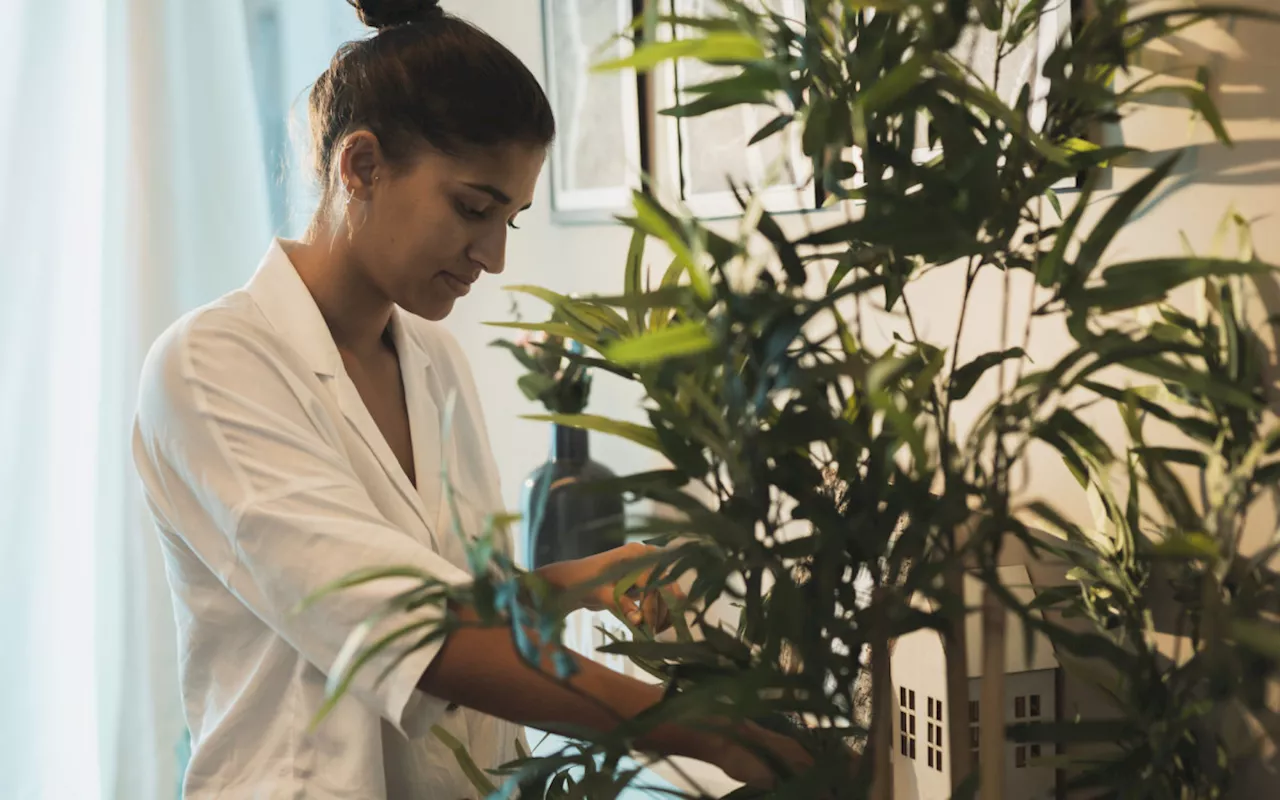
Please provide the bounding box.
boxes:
[889,526,1070,675]
[963,564,1059,676]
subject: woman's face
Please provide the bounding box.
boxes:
[343,136,545,321]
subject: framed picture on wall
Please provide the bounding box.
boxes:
[541,0,646,224]
[663,0,817,220]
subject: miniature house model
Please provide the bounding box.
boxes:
[890,564,1061,800]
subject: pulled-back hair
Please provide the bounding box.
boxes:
[309,0,555,195]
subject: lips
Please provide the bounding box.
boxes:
[440,272,475,296]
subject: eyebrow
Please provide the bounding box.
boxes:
[464,182,533,211]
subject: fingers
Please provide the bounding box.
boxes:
[618,592,644,626]
[641,588,669,632]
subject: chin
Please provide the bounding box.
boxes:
[406,297,456,322]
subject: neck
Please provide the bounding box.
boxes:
[286,230,394,359]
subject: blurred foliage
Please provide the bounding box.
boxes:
[323,0,1280,797]
[490,292,594,414]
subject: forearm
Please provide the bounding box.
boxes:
[417,603,714,761]
[531,559,585,608]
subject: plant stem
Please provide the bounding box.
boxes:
[945,519,973,790]
[869,588,895,800]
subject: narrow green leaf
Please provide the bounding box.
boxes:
[951,348,1027,400]
[754,207,805,285]
[593,32,764,72]
[1149,532,1218,561]
[517,372,557,403]
[296,567,437,613]
[1037,428,1090,486]
[1045,188,1063,220]
[1072,153,1181,287]
[1099,256,1272,294]
[1129,356,1262,410]
[1040,408,1115,465]
[486,320,590,341]
[624,227,646,331]
[976,0,1001,29]
[521,413,662,451]
[500,285,609,337]
[1133,446,1207,467]
[857,54,926,115]
[604,321,714,366]
[624,192,713,301]
[1037,169,1098,287]
[1255,461,1280,484]
[661,88,771,118]
[749,113,793,145]
[1230,619,1280,661]
[1007,720,1140,744]
[598,639,728,664]
[432,724,499,794]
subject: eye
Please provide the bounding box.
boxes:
[456,200,488,220]
[507,219,521,230]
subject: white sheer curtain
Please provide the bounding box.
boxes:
[0,1,270,797]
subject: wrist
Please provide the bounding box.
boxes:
[532,560,586,609]
[638,718,735,765]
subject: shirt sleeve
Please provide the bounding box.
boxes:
[134,313,471,738]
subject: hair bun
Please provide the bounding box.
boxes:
[348,0,443,31]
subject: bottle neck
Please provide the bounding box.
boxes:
[550,423,589,463]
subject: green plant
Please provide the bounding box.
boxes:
[490,303,593,414]
[315,1,1280,797]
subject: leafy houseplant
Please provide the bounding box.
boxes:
[492,327,593,416]
[314,1,1280,797]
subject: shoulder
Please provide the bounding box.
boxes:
[136,291,297,431]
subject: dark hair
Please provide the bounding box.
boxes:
[309,0,555,190]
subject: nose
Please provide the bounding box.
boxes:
[467,225,507,275]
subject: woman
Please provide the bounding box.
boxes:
[132,1,809,797]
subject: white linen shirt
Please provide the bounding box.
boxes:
[133,240,521,799]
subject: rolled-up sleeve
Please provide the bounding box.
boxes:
[134,314,470,737]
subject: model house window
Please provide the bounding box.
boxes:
[900,686,917,759]
[926,696,943,771]
[968,700,979,759]
[1013,694,1044,768]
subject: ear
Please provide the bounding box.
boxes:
[336,130,384,200]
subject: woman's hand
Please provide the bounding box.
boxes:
[536,542,684,631]
[708,721,816,789]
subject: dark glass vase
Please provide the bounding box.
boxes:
[521,423,625,570]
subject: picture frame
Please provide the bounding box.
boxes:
[660,0,818,220]
[541,0,646,224]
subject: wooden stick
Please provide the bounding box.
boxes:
[980,583,1006,800]
[944,557,973,790]
[869,588,894,800]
